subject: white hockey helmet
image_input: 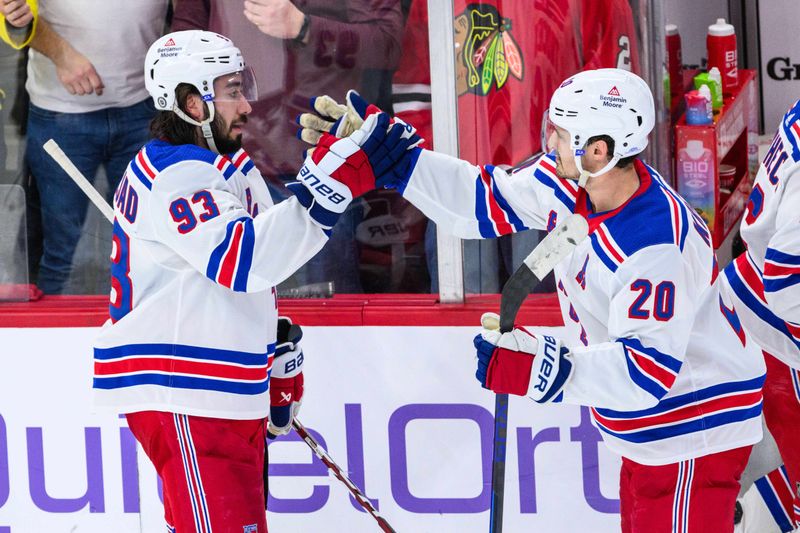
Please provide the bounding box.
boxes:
[548,68,655,185]
[144,30,255,152]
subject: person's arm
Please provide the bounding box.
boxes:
[29,17,104,95]
[170,0,210,31]
[0,0,36,50]
[560,245,695,411]
[244,0,403,69]
[398,150,575,239]
[763,161,800,321]
[149,161,329,292]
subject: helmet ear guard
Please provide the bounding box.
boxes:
[548,68,655,185]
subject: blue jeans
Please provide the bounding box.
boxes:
[26,99,155,294]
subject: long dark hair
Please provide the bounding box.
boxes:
[149,83,203,145]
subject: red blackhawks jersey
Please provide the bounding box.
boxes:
[396,149,765,465]
[92,140,328,419]
[393,0,639,166]
[723,99,800,369]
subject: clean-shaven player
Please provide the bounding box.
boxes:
[304,69,766,532]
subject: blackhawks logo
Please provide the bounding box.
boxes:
[454,4,524,96]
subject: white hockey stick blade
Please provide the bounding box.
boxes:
[523,213,589,280]
[44,139,115,224]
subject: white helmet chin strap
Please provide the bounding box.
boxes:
[573,151,621,188]
[173,101,221,154]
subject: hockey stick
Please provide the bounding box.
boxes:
[487,213,589,533]
[292,419,396,533]
[43,139,115,223]
[44,138,397,531]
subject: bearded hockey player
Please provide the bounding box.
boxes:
[91,30,411,533]
[303,68,766,532]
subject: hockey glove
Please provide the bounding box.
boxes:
[287,112,416,231]
[297,90,424,151]
[474,312,573,403]
[297,90,423,191]
[268,316,305,438]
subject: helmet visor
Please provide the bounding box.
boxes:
[541,113,557,154]
[212,67,258,103]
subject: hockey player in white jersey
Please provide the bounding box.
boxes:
[92,30,413,533]
[301,69,766,531]
[723,99,800,532]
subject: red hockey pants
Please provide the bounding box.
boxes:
[127,411,268,533]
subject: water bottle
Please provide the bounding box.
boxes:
[707,18,737,97]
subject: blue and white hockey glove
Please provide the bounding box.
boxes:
[474,312,573,403]
[296,90,422,191]
[268,316,304,438]
[288,111,416,231]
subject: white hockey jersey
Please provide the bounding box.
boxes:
[723,99,800,370]
[93,140,328,419]
[399,150,766,465]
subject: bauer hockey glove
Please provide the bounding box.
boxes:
[297,90,423,191]
[268,317,305,438]
[287,112,417,231]
[474,312,574,403]
[297,89,424,150]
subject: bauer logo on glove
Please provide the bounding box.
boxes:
[269,317,305,438]
[473,312,573,403]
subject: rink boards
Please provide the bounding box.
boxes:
[0,325,622,532]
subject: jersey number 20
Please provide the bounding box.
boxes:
[628,279,675,321]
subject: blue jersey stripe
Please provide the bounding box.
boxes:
[532,168,576,211]
[94,373,269,395]
[206,217,249,283]
[765,274,800,293]
[595,374,765,419]
[129,161,153,190]
[595,403,762,443]
[490,177,528,232]
[619,337,683,373]
[94,342,274,365]
[590,234,619,272]
[765,248,800,265]
[754,475,795,532]
[474,175,497,238]
[241,159,255,175]
[724,265,800,350]
[623,355,669,399]
[232,218,255,292]
[222,163,237,181]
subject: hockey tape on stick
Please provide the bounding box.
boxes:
[489,213,589,533]
[292,419,397,533]
[43,139,115,224]
[45,141,395,532]
[500,213,589,333]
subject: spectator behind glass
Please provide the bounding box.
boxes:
[0,0,35,177]
[24,0,168,294]
[172,0,403,293]
[0,0,35,49]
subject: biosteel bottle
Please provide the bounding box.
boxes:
[707,18,737,97]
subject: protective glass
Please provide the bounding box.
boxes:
[213,66,259,103]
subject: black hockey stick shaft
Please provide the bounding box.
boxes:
[292,419,397,533]
[489,215,589,533]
